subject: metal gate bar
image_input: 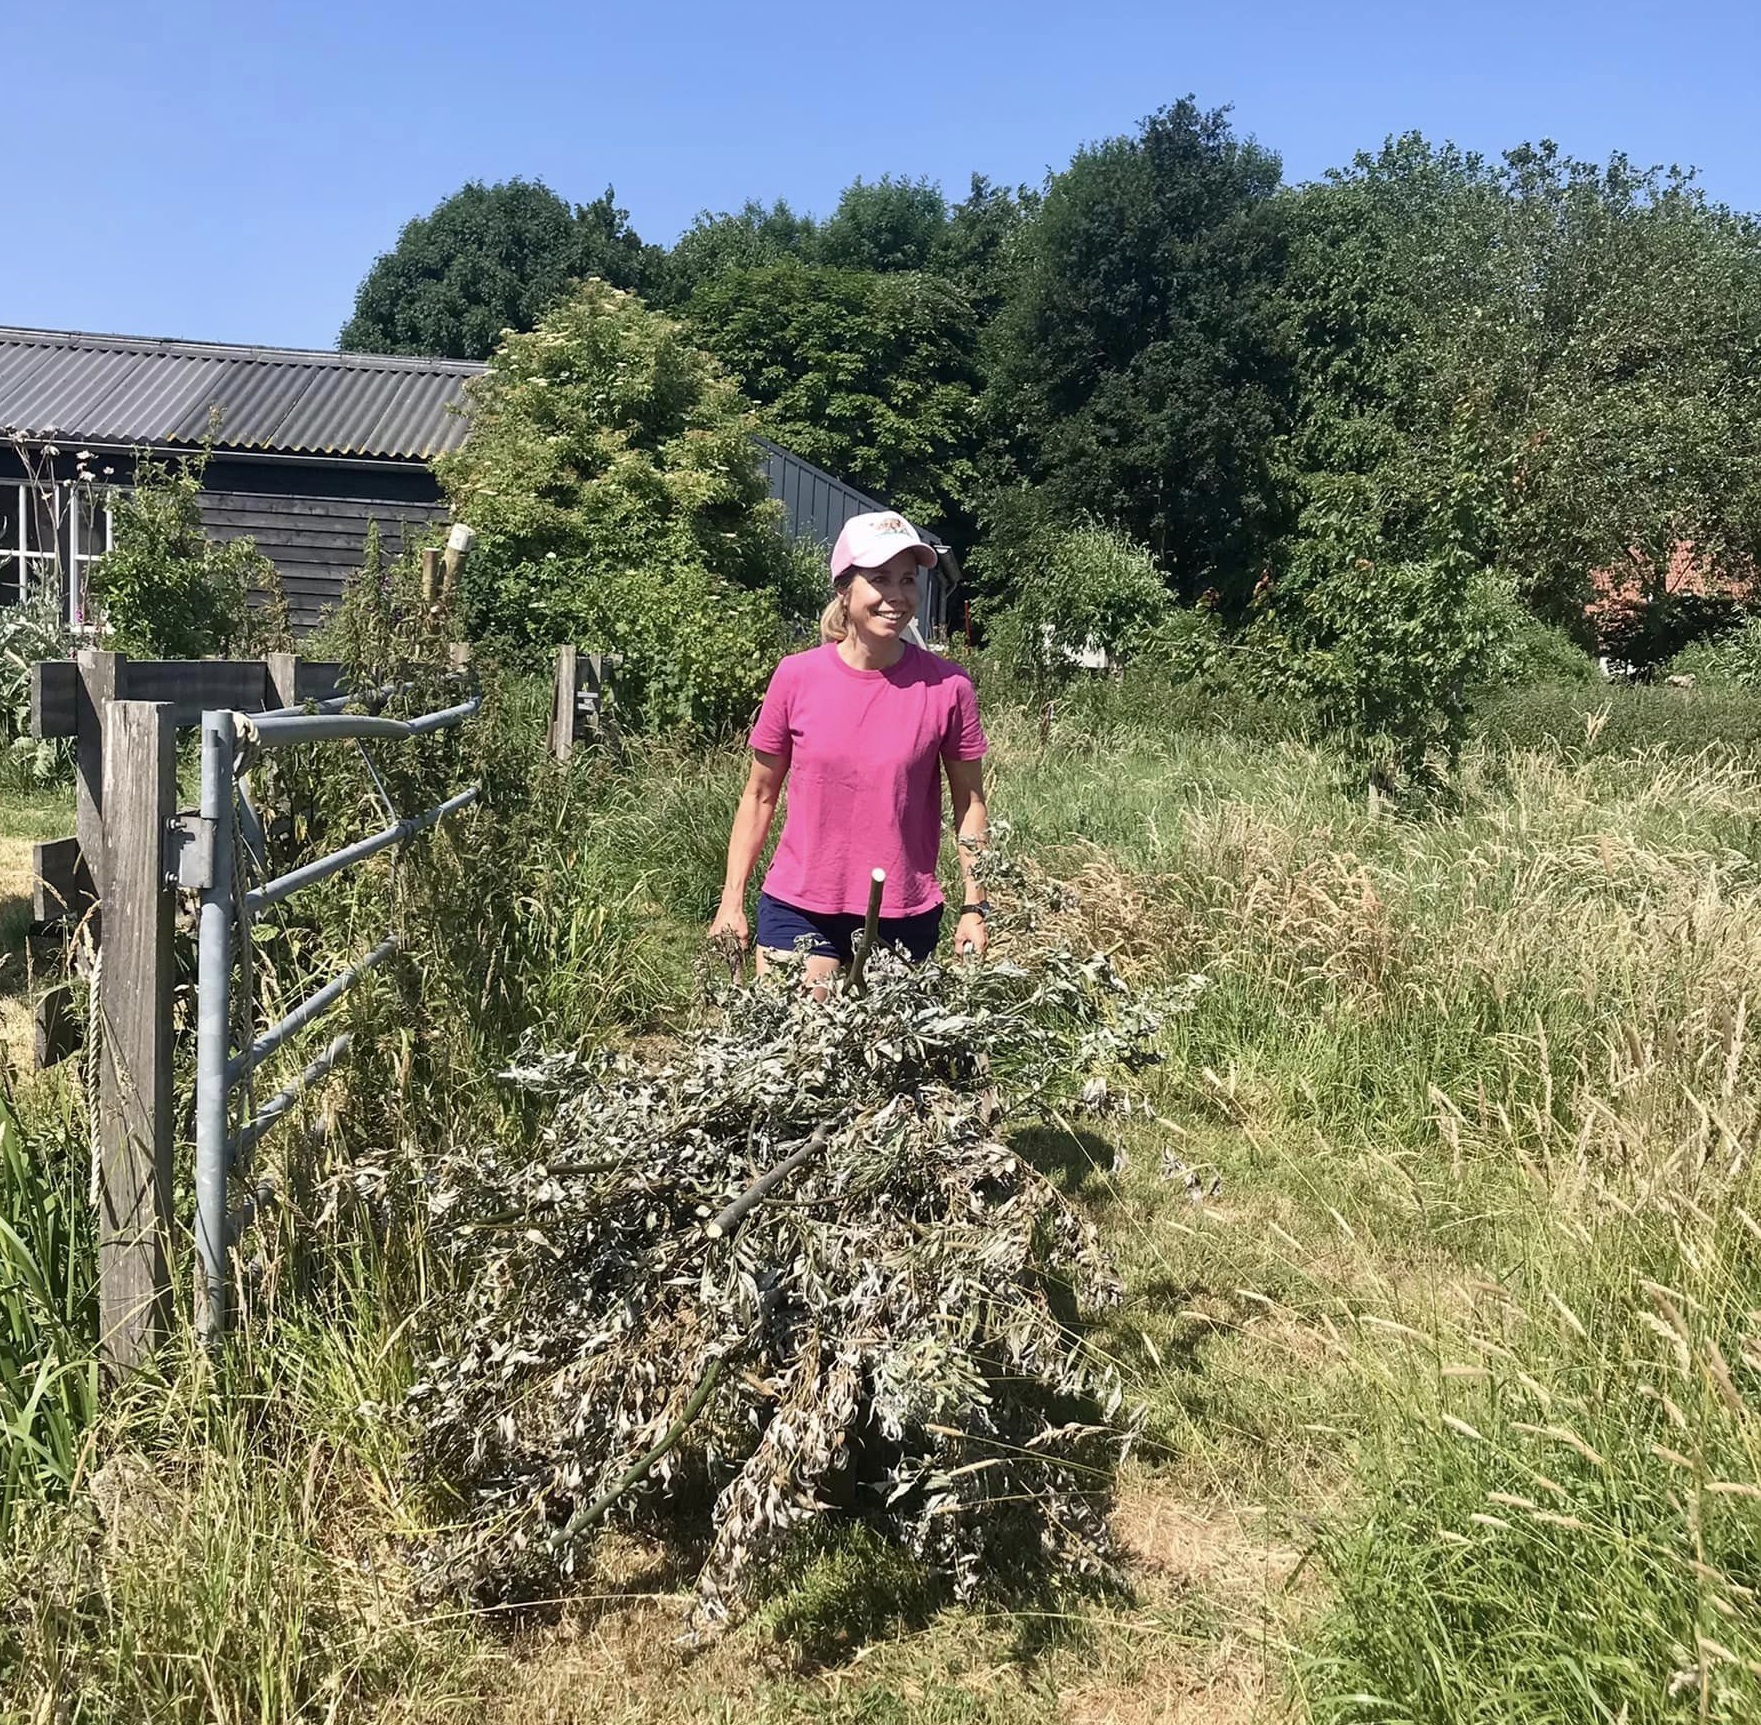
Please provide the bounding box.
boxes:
[245,786,480,914]
[193,696,479,1343]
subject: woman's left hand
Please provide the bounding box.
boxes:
[956,910,988,959]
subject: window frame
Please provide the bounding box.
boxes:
[0,478,116,626]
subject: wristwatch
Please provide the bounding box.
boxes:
[959,900,991,921]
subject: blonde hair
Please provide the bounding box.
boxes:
[820,575,854,644]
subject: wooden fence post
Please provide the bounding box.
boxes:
[96,700,177,1371]
[550,645,579,763]
[75,647,123,916]
[549,646,611,762]
[265,650,299,712]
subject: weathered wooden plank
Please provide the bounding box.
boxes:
[550,645,577,763]
[202,493,446,523]
[124,660,270,723]
[76,649,121,919]
[212,521,403,552]
[294,660,345,705]
[31,835,90,930]
[35,985,80,1069]
[265,651,298,712]
[96,701,177,1371]
[31,659,78,738]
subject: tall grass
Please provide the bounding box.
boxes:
[984,705,1761,1720]
[0,1088,96,1538]
[10,668,1761,1719]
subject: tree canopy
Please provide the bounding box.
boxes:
[1281,137,1761,654]
[815,175,949,273]
[340,180,662,359]
[663,198,819,304]
[981,101,1295,611]
[341,105,1761,683]
[684,263,981,534]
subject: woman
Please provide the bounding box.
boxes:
[710,511,991,988]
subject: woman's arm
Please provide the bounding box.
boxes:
[711,749,788,949]
[946,756,990,958]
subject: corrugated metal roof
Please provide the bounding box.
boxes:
[0,327,484,461]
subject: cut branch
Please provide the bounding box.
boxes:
[705,1125,831,1239]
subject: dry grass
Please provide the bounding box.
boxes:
[477,1470,1308,1725]
[0,834,38,1074]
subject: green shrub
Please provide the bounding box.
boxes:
[437,279,806,736]
[89,451,291,658]
[1483,601,1601,689]
[1132,604,1227,682]
[984,524,1172,688]
[1,597,74,789]
[1259,559,1513,791]
[1665,615,1761,690]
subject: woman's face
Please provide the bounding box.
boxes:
[845,551,921,639]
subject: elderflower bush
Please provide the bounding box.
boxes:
[400,889,1203,1624]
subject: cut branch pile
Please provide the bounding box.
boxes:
[406,892,1201,1624]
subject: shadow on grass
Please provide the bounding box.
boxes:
[1008,1123,1120,1202]
[753,1512,1132,1673]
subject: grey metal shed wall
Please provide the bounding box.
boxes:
[201,489,449,633]
[758,440,886,548]
[756,438,951,637]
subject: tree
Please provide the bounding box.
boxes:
[436,281,799,735]
[684,263,982,535]
[982,101,1295,611]
[340,180,663,359]
[664,198,817,304]
[1282,137,1761,657]
[932,174,1035,320]
[816,175,948,273]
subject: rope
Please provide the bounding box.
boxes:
[84,939,102,1207]
[231,711,262,782]
[230,761,258,1151]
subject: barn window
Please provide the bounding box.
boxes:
[0,483,60,608]
[0,482,113,622]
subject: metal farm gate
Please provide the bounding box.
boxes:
[26,648,478,1371]
[191,691,479,1341]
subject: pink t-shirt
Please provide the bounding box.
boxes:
[750,642,988,917]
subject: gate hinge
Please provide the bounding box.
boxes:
[165,814,216,889]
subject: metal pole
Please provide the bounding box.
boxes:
[246,695,478,748]
[233,1032,352,1170]
[194,709,237,1346]
[226,934,398,1087]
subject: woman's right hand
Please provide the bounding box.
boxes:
[709,899,750,953]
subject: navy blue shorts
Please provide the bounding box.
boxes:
[756,892,943,964]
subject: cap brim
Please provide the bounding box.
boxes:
[848,542,938,570]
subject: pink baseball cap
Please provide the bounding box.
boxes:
[829,511,939,583]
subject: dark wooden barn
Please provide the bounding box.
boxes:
[0,325,958,639]
[0,327,470,633]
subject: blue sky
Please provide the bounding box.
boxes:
[4,0,1757,350]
